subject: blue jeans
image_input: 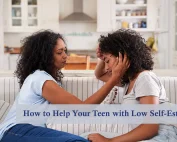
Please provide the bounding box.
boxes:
[1,124,89,142]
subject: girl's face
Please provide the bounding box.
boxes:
[53,38,67,70]
[102,53,117,72]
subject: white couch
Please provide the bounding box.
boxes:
[0,75,177,136]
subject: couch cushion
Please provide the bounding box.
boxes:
[0,100,12,123]
[46,123,131,136]
[0,77,19,104]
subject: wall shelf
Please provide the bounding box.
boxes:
[28,5,37,8]
[111,0,165,33]
[118,28,168,33]
[114,16,147,20]
[111,0,149,30]
[28,17,37,19]
[11,5,21,8]
[115,4,147,8]
[12,17,22,19]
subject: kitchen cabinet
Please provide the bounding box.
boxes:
[63,56,97,70]
[3,0,59,33]
[97,0,167,33]
[64,56,90,70]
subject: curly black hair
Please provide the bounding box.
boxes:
[15,30,66,88]
[98,29,154,85]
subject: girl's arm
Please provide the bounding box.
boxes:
[110,96,159,142]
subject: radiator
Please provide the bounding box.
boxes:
[0,77,19,122]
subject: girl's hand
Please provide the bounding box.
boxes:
[96,47,104,60]
[88,133,112,142]
[111,53,130,82]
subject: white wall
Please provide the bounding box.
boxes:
[0,0,4,69]
[62,32,100,50]
[0,0,4,55]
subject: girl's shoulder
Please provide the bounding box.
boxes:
[137,70,158,81]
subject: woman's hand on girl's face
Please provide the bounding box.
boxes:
[111,53,130,79]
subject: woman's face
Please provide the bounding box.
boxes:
[102,53,117,72]
[53,38,67,70]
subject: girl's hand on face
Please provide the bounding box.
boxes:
[111,53,130,80]
[96,47,104,60]
[88,133,112,142]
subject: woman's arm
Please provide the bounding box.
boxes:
[43,54,129,104]
[42,74,119,104]
[110,96,159,142]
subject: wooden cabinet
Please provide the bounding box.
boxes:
[64,56,90,70]
[63,56,97,70]
[64,62,97,70]
[3,0,59,32]
[90,62,97,70]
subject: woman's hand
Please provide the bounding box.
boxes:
[88,133,112,142]
[96,47,104,60]
[111,53,130,82]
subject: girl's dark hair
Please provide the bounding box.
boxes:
[15,30,65,88]
[99,29,154,85]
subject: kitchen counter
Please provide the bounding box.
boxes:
[0,70,94,77]
[0,69,177,77]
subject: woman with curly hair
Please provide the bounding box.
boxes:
[87,29,177,142]
[0,30,129,142]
